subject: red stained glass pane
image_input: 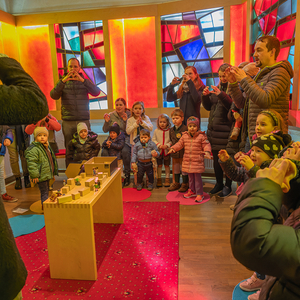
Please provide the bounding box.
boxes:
[55,38,62,49]
[167,25,177,44]
[254,0,263,16]
[266,8,277,33]
[276,46,290,61]
[261,0,272,12]
[92,47,105,60]
[176,25,200,43]
[83,30,103,47]
[56,53,63,69]
[211,59,223,73]
[276,19,296,41]
[95,30,104,44]
[161,25,171,43]
[162,43,173,53]
[54,24,60,35]
[271,0,278,4]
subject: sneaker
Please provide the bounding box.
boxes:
[183,189,196,198]
[239,273,265,292]
[147,183,153,191]
[178,183,189,193]
[2,193,18,203]
[209,184,223,195]
[168,182,181,191]
[219,186,232,198]
[195,195,204,203]
[248,291,261,300]
[136,184,142,191]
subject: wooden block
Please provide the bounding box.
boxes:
[57,195,72,204]
[81,173,86,178]
[67,178,75,186]
[62,186,70,194]
[97,172,103,179]
[85,178,95,187]
[72,193,80,200]
[100,175,107,184]
[79,187,90,197]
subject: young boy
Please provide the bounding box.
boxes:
[168,109,188,192]
[0,126,18,202]
[25,127,58,207]
[67,123,100,163]
[131,129,159,191]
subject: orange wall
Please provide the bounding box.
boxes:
[109,17,157,109]
[0,22,19,60]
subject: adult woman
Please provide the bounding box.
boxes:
[102,98,131,186]
[167,66,205,125]
[202,63,233,198]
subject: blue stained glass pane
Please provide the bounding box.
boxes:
[94,67,106,84]
[161,13,182,21]
[206,46,222,58]
[167,55,179,62]
[194,61,212,74]
[204,32,214,43]
[290,45,295,55]
[69,37,80,52]
[201,78,206,85]
[212,10,224,27]
[83,68,95,84]
[195,7,222,20]
[179,39,203,60]
[197,46,209,59]
[162,57,168,63]
[66,53,76,62]
[81,21,96,30]
[200,14,213,29]
[186,62,195,67]
[162,64,175,89]
[269,28,275,35]
[288,54,294,67]
[277,0,291,19]
[215,31,224,42]
[290,78,293,94]
[83,51,95,67]
[292,0,297,13]
[63,32,71,51]
[214,77,220,86]
[64,26,79,40]
[251,22,262,44]
[206,77,214,88]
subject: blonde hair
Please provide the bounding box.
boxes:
[156,114,171,129]
[131,101,145,118]
[258,109,287,133]
[171,108,184,118]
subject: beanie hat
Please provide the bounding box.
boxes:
[109,122,120,135]
[187,116,199,129]
[77,122,88,134]
[34,127,48,140]
[252,133,285,159]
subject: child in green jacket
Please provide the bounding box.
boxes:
[25,127,58,207]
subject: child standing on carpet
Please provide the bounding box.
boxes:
[25,127,58,208]
[152,114,172,188]
[169,116,211,203]
[168,109,188,192]
[131,129,159,191]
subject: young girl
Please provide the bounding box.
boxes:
[169,116,211,203]
[152,114,172,187]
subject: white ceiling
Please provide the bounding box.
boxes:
[0,0,179,15]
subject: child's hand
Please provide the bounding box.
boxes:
[204,151,212,160]
[283,146,300,161]
[3,139,11,146]
[239,155,254,170]
[234,151,244,162]
[168,148,176,154]
[131,163,138,173]
[160,145,168,150]
[32,178,39,184]
[151,150,158,157]
[292,141,300,148]
[203,86,210,96]
[104,113,110,123]
[218,150,229,162]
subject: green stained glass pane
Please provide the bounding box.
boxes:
[186,62,195,67]
[83,51,95,67]
[251,22,262,44]
[206,77,214,87]
[69,37,80,52]
[162,57,168,63]
[292,0,297,13]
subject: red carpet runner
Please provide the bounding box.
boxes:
[16,202,179,299]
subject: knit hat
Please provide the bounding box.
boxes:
[109,122,120,135]
[252,133,285,159]
[77,122,88,134]
[187,116,199,129]
[33,127,48,140]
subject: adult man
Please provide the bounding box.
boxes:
[50,58,100,166]
[225,36,293,151]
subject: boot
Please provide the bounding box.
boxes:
[156,178,162,187]
[24,175,31,188]
[168,182,181,191]
[164,178,170,187]
[122,175,130,187]
[15,177,22,190]
[178,182,189,193]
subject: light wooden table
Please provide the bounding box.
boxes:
[43,168,123,281]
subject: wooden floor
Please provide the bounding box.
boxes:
[3,174,252,300]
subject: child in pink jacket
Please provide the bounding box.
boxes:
[169,116,211,202]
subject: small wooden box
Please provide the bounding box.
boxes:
[84,157,118,177]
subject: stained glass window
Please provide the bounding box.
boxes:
[54,21,107,110]
[161,8,224,107]
[251,0,296,104]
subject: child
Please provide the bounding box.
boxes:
[168,109,189,192]
[25,113,61,153]
[102,123,125,159]
[67,123,100,163]
[131,129,159,191]
[25,127,58,207]
[0,126,18,202]
[169,116,211,203]
[152,114,172,187]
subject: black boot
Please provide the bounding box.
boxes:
[24,175,31,188]
[15,177,22,190]
[123,175,130,187]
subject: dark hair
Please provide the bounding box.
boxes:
[68,57,81,66]
[218,63,231,72]
[238,62,249,69]
[256,35,281,60]
[157,114,171,129]
[258,109,287,134]
[171,108,184,118]
[140,129,150,137]
[131,101,145,118]
[115,98,130,112]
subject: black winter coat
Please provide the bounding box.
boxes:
[67,131,100,162]
[102,132,125,160]
[202,85,233,151]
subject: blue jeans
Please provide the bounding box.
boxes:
[137,161,154,184]
[38,180,49,204]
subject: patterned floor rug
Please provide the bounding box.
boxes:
[16,202,179,299]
